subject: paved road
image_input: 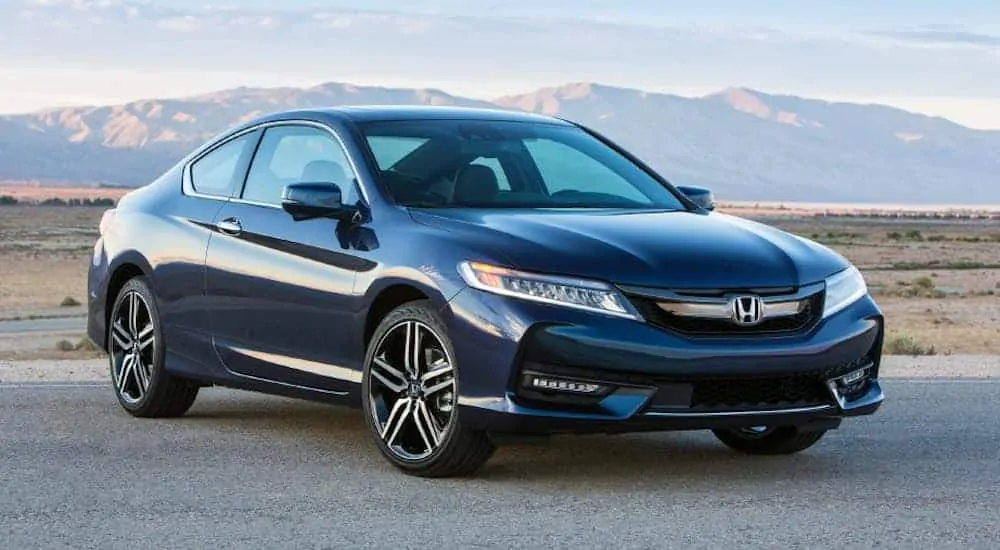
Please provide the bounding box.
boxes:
[2,380,998,549]
[0,316,85,334]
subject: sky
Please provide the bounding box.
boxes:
[1,0,998,129]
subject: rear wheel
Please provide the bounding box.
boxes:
[362,301,495,477]
[108,277,199,418]
[712,426,826,455]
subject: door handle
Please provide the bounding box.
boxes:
[216,217,243,236]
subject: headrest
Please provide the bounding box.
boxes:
[453,164,499,205]
[302,160,347,185]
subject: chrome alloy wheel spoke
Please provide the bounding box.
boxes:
[128,292,140,336]
[382,397,414,447]
[111,291,154,404]
[420,359,454,397]
[413,399,442,449]
[117,353,136,393]
[368,320,458,460]
[111,321,132,349]
[371,356,408,394]
[117,351,151,400]
[403,321,423,378]
[136,324,155,352]
[133,355,151,393]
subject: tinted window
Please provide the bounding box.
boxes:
[360,120,684,210]
[190,133,256,197]
[525,140,645,201]
[242,125,356,206]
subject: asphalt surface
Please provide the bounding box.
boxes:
[2,380,998,549]
[0,316,85,334]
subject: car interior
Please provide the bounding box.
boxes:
[372,137,650,209]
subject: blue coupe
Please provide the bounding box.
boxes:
[87,106,884,476]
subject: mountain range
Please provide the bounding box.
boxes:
[1,81,998,203]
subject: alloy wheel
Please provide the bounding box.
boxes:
[367,320,457,461]
[109,290,156,404]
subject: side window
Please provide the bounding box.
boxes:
[468,157,511,190]
[189,132,256,197]
[524,139,648,202]
[242,125,357,206]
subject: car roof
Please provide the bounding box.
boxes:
[261,105,574,126]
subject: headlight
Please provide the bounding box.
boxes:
[823,266,868,318]
[458,261,641,320]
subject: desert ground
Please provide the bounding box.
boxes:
[1,188,998,362]
[0,182,130,203]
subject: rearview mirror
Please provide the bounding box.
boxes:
[676,185,715,211]
[281,182,356,221]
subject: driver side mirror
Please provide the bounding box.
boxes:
[676,185,716,211]
[281,182,356,222]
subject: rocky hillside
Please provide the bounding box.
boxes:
[2,81,998,202]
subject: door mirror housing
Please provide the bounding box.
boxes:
[281,182,356,221]
[676,185,716,211]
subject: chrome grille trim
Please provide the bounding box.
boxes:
[618,282,826,336]
[617,281,824,302]
[656,297,806,320]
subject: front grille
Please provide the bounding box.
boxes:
[629,291,824,337]
[649,356,872,411]
[685,372,829,409]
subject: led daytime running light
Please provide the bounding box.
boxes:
[458,261,640,320]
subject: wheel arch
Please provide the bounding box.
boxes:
[101,253,154,350]
[363,284,430,351]
[360,274,459,353]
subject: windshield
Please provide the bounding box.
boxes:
[359,119,687,210]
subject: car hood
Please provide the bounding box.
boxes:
[410,208,849,289]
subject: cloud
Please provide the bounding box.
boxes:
[16,0,173,23]
[230,15,279,29]
[869,26,1000,49]
[313,13,355,28]
[25,0,141,11]
[2,0,998,126]
[156,15,200,32]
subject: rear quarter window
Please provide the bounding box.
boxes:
[189,132,256,197]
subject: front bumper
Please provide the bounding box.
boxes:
[445,287,885,435]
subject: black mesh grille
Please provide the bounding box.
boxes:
[652,356,872,411]
[630,292,824,337]
[687,373,828,409]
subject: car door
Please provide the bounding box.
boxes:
[204,122,371,393]
[157,128,262,376]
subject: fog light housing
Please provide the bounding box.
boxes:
[519,370,615,396]
[828,364,874,406]
[522,373,610,395]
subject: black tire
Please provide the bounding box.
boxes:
[712,426,827,455]
[361,300,495,477]
[108,277,199,418]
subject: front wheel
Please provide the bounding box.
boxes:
[361,301,495,477]
[712,426,826,455]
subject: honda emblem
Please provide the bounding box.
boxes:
[730,296,763,326]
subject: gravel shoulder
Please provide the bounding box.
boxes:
[1,355,998,384]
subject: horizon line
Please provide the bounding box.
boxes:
[2,77,997,132]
